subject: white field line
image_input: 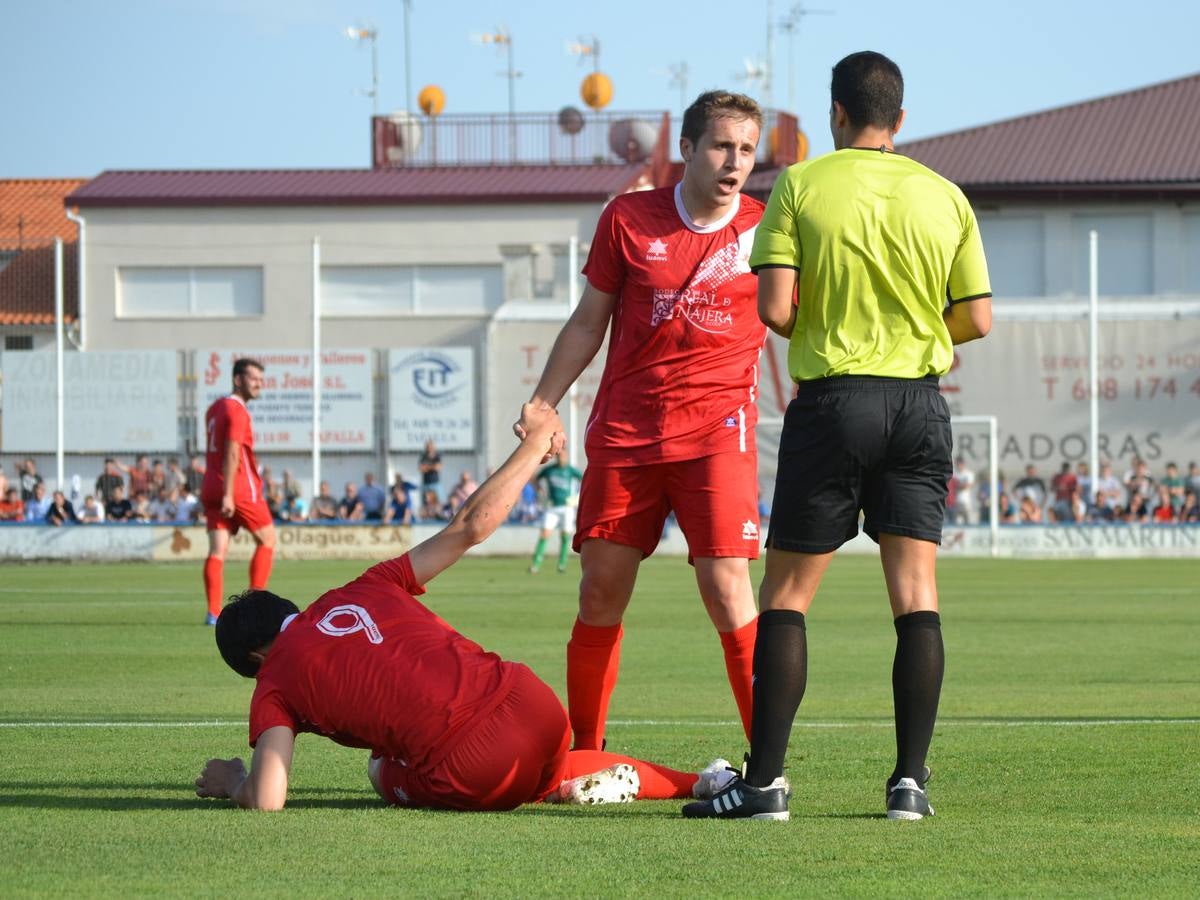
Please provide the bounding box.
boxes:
[0,718,1197,729]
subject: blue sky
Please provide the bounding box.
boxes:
[3,0,1197,176]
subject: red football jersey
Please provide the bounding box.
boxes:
[201,396,261,505]
[247,554,517,771]
[582,185,767,466]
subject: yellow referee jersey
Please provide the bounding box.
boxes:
[750,148,991,381]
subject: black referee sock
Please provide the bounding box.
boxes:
[891,610,944,785]
[745,609,807,788]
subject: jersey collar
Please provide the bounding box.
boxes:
[227,393,247,408]
[280,613,298,632]
[673,183,740,234]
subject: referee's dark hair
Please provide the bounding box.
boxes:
[831,51,904,130]
[232,357,264,379]
[215,589,300,678]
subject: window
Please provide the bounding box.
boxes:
[1072,214,1152,296]
[118,267,263,317]
[977,216,1044,297]
[322,265,503,316]
[1183,213,1200,294]
[5,335,34,351]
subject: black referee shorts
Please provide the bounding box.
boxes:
[766,375,952,553]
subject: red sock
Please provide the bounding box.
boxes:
[566,619,623,750]
[203,556,223,617]
[249,545,274,590]
[720,618,758,741]
[563,749,697,800]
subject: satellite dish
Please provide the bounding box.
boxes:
[558,106,585,136]
[385,110,423,162]
[608,118,656,163]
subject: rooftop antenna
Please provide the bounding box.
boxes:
[472,26,521,159]
[667,61,689,112]
[567,35,601,74]
[777,3,833,112]
[345,24,379,115]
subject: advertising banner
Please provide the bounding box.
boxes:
[195,349,373,451]
[1,350,177,451]
[388,347,476,450]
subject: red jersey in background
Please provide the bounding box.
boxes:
[201,396,261,506]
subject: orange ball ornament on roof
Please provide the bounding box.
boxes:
[580,72,613,110]
[418,85,445,117]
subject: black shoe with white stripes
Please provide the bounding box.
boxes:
[886,766,934,820]
[681,773,790,821]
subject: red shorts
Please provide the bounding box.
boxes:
[203,497,273,536]
[574,451,761,560]
[376,663,571,811]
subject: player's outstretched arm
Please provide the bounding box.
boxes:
[514,283,616,441]
[410,404,563,585]
[195,725,295,811]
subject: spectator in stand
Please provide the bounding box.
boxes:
[95,459,126,505]
[1049,461,1078,522]
[1161,462,1185,515]
[25,483,52,522]
[281,471,303,509]
[0,487,25,521]
[419,439,443,502]
[996,491,1017,524]
[1151,485,1176,523]
[1125,492,1150,523]
[125,455,153,499]
[949,456,977,524]
[79,494,105,523]
[1018,495,1042,524]
[383,483,413,525]
[393,472,420,516]
[420,487,450,522]
[514,478,540,523]
[338,482,364,521]
[1090,490,1115,523]
[177,488,200,525]
[18,458,43,503]
[266,480,286,523]
[309,481,339,521]
[358,472,387,522]
[106,484,134,522]
[151,459,168,493]
[1094,462,1124,510]
[131,490,153,522]
[1179,488,1199,523]
[165,457,186,494]
[185,454,206,496]
[0,467,8,500]
[1075,461,1092,502]
[46,490,79,526]
[149,486,178,522]
[1125,459,1155,507]
[448,471,479,514]
[1186,462,1200,496]
[1067,486,1087,524]
[1013,464,1047,510]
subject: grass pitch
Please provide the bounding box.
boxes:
[1,554,1197,897]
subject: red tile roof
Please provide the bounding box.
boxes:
[67,164,649,208]
[897,72,1200,190]
[0,179,85,326]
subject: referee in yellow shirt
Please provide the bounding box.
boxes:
[685,51,991,822]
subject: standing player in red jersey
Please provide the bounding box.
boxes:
[195,404,735,812]
[514,91,767,750]
[200,358,276,626]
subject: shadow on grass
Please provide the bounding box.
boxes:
[0,779,381,811]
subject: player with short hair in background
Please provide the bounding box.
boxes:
[529,450,583,574]
[515,90,768,750]
[196,405,734,812]
[200,358,276,626]
[686,51,992,821]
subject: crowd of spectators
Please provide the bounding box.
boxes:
[948,457,1200,526]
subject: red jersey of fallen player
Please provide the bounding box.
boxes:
[582,184,767,467]
[248,554,517,772]
[201,395,262,506]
